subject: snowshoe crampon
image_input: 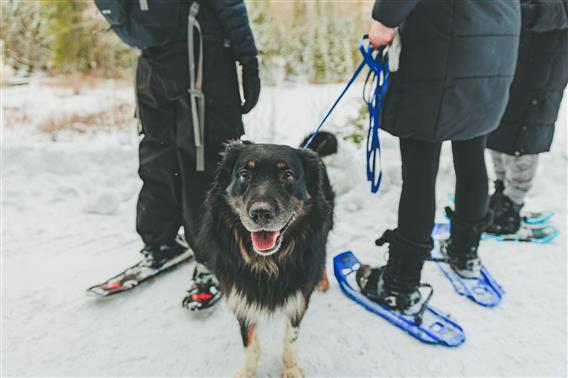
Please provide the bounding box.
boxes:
[333,251,465,347]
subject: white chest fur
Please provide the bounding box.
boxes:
[226,289,306,324]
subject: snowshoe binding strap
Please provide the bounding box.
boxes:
[187,2,206,171]
[355,264,383,302]
[356,264,434,326]
[413,283,433,326]
[182,264,223,311]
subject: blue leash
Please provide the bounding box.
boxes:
[303,35,390,194]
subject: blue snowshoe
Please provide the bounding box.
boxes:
[431,209,504,307]
[334,251,465,347]
[334,229,465,347]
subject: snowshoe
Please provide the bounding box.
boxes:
[182,263,223,311]
[87,237,192,297]
[334,251,465,347]
[483,223,559,243]
[432,223,504,307]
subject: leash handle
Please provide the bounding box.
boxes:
[362,41,389,193]
[359,35,390,193]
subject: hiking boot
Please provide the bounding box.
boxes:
[356,229,433,324]
[487,191,523,235]
[182,263,223,311]
[489,179,505,217]
[441,207,493,279]
[141,240,188,269]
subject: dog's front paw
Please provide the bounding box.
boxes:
[281,364,304,378]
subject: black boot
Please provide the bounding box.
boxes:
[141,239,188,269]
[487,192,523,235]
[442,207,493,279]
[356,229,433,322]
[489,179,505,216]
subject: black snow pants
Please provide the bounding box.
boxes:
[135,40,243,258]
[398,135,490,244]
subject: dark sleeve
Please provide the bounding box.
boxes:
[210,0,258,64]
[372,0,421,27]
[523,0,568,32]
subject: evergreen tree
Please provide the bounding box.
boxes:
[44,0,93,73]
[0,0,50,74]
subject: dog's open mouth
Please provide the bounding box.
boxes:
[251,231,281,252]
[249,217,293,256]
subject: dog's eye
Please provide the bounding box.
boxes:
[239,170,250,181]
[281,170,295,182]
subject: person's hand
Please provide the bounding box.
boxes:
[369,21,396,49]
[241,58,261,114]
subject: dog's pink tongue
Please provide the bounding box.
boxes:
[251,231,280,251]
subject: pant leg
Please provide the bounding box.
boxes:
[451,135,489,222]
[177,41,244,264]
[398,138,443,243]
[135,43,190,246]
[503,154,539,205]
[490,149,506,182]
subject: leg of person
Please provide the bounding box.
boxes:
[490,149,507,183]
[357,138,440,316]
[398,138,443,242]
[488,150,507,228]
[178,40,243,258]
[453,134,490,221]
[503,154,539,206]
[179,41,243,311]
[487,153,539,234]
[135,51,187,267]
[443,134,493,278]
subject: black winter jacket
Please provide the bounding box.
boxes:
[488,0,568,156]
[372,0,521,142]
[95,0,257,64]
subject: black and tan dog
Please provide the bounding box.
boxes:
[198,139,334,377]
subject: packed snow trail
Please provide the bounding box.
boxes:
[2,82,566,376]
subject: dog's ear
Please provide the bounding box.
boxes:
[300,131,338,158]
[298,148,323,197]
[213,140,245,193]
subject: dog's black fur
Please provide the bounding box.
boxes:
[198,140,334,373]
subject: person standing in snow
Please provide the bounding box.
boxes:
[356,1,520,316]
[94,0,260,310]
[486,0,568,235]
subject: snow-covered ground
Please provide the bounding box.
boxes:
[2,80,567,377]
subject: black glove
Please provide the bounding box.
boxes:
[240,58,261,114]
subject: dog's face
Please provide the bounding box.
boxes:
[218,142,322,257]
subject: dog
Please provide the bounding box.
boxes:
[198,139,335,377]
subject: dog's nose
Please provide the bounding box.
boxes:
[249,202,276,226]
